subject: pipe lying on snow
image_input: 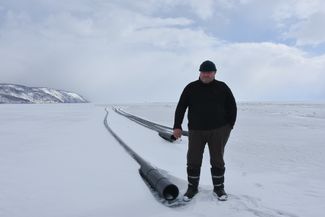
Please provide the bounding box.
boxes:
[138,158,179,200]
[104,109,179,201]
[113,107,189,137]
[158,131,177,142]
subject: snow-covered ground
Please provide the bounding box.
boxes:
[0,102,324,217]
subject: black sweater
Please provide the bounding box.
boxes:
[173,79,237,130]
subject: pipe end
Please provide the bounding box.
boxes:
[163,184,179,201]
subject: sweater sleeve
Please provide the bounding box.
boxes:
[173,85,190,130]
[224,84,237,128]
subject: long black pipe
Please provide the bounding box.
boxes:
[113,107,189,136]
[158,131,177,142]
[114,108,170,133]
[104,109,179,201]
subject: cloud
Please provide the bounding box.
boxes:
[186,0,216,20]
[284,12,325,46]
[0,0,324,103]
[0,0,221,102]
[211,42,325,101]
[272,0,325,46]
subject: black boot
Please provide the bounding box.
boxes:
[183,185,198,201]
[183,167,200,201]
[211,167,228,201]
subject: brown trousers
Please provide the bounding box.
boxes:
[187,124,232,169]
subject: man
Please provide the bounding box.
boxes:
[173,60,237,201]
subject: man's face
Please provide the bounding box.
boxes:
[199,71,216,83]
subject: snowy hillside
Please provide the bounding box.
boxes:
[0,84,88,104]
[0,102,324,217]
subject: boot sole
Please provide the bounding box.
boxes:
[213,192,228,201]
[182,196,192,202]
[183,191,198,202]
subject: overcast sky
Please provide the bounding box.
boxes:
[1,0,325,103]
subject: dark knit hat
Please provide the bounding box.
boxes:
[199,60,217,72]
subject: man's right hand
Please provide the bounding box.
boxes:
[173,128,182,139]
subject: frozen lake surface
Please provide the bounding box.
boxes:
[0,102,324,217]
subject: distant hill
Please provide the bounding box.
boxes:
[0,84,88,104]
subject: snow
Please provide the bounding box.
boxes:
[64,92,86,101]
[39,88,65,102]
[0,102,324,217]
[0,84,87,104]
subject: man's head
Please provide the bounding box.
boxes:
[199,60,216,84]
